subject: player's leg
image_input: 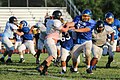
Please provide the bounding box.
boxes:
[84,41,92,69]
[102,44,108,56]
[37,38,57,75]
[60,48,69,74]
[87,44,102,74]
[70,44,81,73]
[25,41,36,57]
[106,45,114,68]
[18,44,26,63]
[2,37,15,63]
[54,42,61,66]
[36,39,44,64]
[66,54,71,67]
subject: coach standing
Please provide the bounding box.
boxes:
[66,9,96,73]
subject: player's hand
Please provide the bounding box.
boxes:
[69,27,75,30]
[110,41,114,45]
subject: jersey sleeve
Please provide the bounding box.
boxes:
[10,24,18,30]
[105,25,114,34]
[53,20,62,30]
[73,16,80,24]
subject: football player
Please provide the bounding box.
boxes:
[0,16,23,63]
[34,21,47,64]
[60,31,74,74]
[66,9,96,73]
[14,20,25,53]
[36,10,70,75]
[18,20,37,63]
[104,12,120,68]
[87,20,114,74]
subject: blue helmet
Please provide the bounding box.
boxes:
[105,12,114,19]
[82,9,92,16]
[20,20,28,27]
[105,12,114,24]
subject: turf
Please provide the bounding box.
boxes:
[0,52,120,80]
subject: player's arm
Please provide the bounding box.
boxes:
[111,32,114,41]
[13,29,24,36]
[73,27,90,32]
[29,26,35,34]
[66,22,75,28]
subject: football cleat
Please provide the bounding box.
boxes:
[86,68,93,74]
[19,58,25,63]
[34,53,37,58]
[0,57,5,63]
[53,57,61,67]
[106,63,110,68]
[70,67,79,73]
[6,59,13,63]
[60,69,66,74]
[36,59,40,64]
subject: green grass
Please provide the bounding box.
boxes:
[0,52,120,80]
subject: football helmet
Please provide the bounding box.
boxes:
[52,10,62,19]
[105,12,114,24]
[82,9,92,21]
[95,20,105,33]
[19,20,28,29]
[9,16,18,25]
[20,20,28,26]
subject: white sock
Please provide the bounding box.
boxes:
[20,55,24,59]
[62,66,66,71]
[87,65,90,69]
[74,68,77,71]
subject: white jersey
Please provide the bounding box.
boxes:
[3,21,18,38]
[35,22,47,40]
[46,19,62,40]
[92,25,114,46]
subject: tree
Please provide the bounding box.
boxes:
[102,0,120,19]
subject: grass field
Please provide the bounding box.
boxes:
[0,52,120,80]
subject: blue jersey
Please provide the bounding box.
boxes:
[73,16,96,44]
[104,19,120,40]
[118,32,120,37]
[61,32,74,51]
[22,27,34,40]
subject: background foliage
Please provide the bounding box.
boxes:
[73,0,120,20]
